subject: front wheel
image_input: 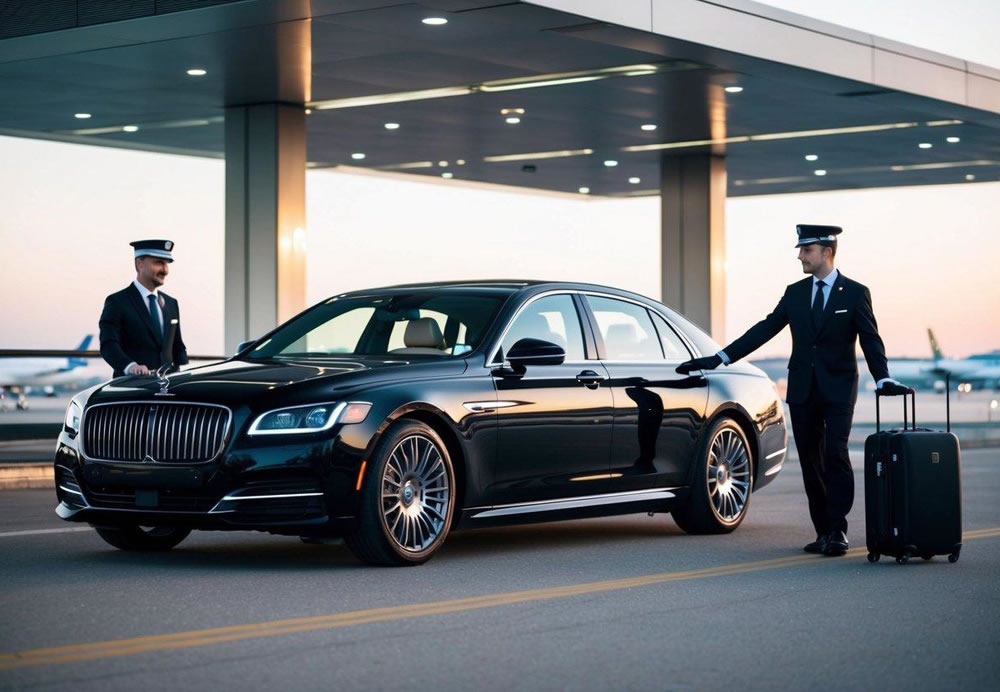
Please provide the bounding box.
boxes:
[673,417,753,535]
[346,420,455,566]
[93,525,190,551]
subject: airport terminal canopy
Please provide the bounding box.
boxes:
[1,0,999,197]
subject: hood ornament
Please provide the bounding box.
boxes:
[154,363,174,396]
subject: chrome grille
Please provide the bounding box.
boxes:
[83,403,230,463]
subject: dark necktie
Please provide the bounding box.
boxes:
[811,280,826,329]
[148,294,163,339]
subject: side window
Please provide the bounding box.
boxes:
[501,294,586,361]
[650,312,692,361]
[587,296,663,361]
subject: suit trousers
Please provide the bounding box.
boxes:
[788,376,855,536]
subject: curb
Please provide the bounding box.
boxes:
[0,464,54,490]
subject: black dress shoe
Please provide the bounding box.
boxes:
[823,531,849,556]
[803,535,829,554]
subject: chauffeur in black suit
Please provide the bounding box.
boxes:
[99,239,188,378]
[678,225,906,556]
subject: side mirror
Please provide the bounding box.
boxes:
[235,340,256,355]
[505,338,565,369]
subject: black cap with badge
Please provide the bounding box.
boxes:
[130,239,174,262]
[794,225,842,248]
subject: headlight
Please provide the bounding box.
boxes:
[64,400,82,435]
[247,401,371,436]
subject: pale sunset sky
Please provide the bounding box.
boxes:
[1,1,998,360]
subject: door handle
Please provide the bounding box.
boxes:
[576,370,606,389]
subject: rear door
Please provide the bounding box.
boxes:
[581,295,709,491]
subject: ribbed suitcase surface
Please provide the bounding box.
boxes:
[864,390,962,564]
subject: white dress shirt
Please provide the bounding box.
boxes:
[810,268,838,310]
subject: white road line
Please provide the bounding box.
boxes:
[0,527,91,538]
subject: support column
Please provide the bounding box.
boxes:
[224,103,306,353]
[660,154,727,341]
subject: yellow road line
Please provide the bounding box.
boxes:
[2,526,997,672]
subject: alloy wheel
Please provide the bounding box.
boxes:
[707,428,751,524]
[380,434,451,552]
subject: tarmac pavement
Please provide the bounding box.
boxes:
[0,448,997,691]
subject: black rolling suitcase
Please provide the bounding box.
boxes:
[864,384,962,564]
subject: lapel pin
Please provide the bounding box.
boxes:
[838,286,843,291]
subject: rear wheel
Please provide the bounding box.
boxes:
[346,420,455,566]
[93,525,190,551]
[673,417,753,535]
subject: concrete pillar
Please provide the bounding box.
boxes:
[224,103,307,353]
[660,154,727,341]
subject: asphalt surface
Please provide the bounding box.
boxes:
[0,448,997,691]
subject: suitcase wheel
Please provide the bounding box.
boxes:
[866,552,880,563]
[896,552,911,565]
[948,550,960,564]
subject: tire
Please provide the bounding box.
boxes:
[672,417,753,535]
[93,525,190,552]
[345,420,455,566]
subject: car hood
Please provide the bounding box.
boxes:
[86,356,468,408]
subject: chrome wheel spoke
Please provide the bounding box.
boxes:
[706,428,750,524]
[380,434,450,554]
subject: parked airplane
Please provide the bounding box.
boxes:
[0,336,95,411]
[888,330,1000,391]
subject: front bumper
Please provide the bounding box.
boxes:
[54,420,374,536]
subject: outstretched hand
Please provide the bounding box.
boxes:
[676,354,722,375]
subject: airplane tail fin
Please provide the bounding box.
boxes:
[67,335,93,369]
[928,328,943,362]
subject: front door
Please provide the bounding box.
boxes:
[489,294,614,505]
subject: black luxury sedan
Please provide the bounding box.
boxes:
[55,281,787,565]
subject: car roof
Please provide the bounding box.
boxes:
[335,279,664,306]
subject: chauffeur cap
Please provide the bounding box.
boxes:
[130,239,174,262]
[794,225,842,248]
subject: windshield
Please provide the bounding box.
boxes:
[246,291,508,360]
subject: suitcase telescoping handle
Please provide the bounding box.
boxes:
[875,385,916,432]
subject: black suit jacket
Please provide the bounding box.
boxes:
[722,272,889,405]
[99,284,188,377]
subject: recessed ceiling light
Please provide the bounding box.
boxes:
[804,154,819,161]
[305,108,312,115]
[724,86,743,93]
[422,17,448,25]
[186,68,207,76]
[505,117,521,124]
[578,187,590,194]
[813,169,827,176]
[74,113,91,119]
[946,136,960,143]
[965,174,976,181]
[438,160,448,167]
[918,142,933,149]
[351,152,366,160]
[641,124,657,131]
[604,160,618,167]
[441,171,453,178]
[122,125,138,132]
[628,177,641,184]
[456,159,466,165]
[384,122,400,130]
